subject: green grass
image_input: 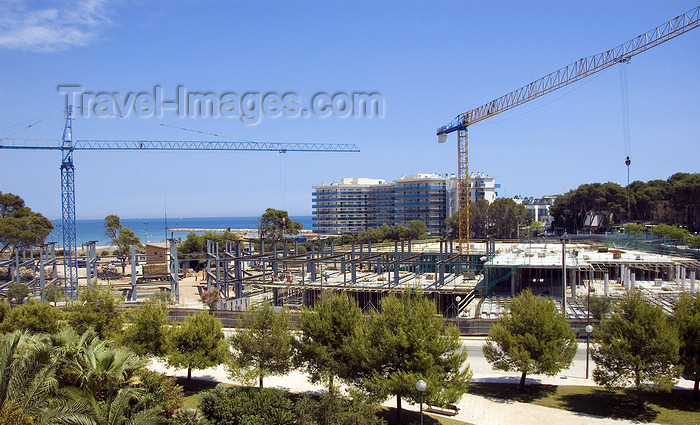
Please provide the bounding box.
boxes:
[177,377,227,410]
[379,406,471,425]
[469,382,700,425]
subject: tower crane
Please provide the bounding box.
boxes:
[1,106,359,297]
[437,5,699,253]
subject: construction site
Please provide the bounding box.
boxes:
[2,234,699,334]
[1,5,698,335]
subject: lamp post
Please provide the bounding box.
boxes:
[455,295,462,334]
[585,324,593,379]
[416,379,427,425]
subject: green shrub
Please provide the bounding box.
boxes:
[137,369,184,419]
[1,301,63,334]
[199,385,294,425]
[0,300,10,323]
[295,391,386,425]
[172,408,210,425]
[6,282,31,304]
[66,284,125,340]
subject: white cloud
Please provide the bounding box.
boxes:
[0,0,111,52]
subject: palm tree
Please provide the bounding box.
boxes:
[0,331,89,425]
[48,328,159,425]
[63,339,155,425]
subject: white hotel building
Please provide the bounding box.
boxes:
[312,172,498,235]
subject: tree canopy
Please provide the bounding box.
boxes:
[551,173,700,233]
[357,220,428,243]
[295,292,365,391]
[359,291,470,422]
[120,298,169,358]
[166,311,229,380]
[673,293,700,400]
[483,289,577,391]
[259,208,303,244]
[446,198,531,239]
[66,284,125,340]
[104,215,142,270]
[549,182,626,233]
[592,290,681,407]
[0,192,53,250]
[0,301,64,334]
[228,303,294,388]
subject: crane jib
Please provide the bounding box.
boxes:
[437,5,700,135]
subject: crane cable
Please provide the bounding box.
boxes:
[0,109,63,141]
[620,59,632,222]
[71,105,269,143]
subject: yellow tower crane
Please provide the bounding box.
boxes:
[437,5,699,253]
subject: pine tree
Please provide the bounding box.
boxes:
[674,293,700,400]
[483,289,577,391]
[360,291,470,424]
[592,290,680,407]
[295,292,365,392]
[228,303,293,388]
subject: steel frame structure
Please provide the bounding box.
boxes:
[0,109,359,297]
[203,238,484,317]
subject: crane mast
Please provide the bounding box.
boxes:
[438,5,700,252]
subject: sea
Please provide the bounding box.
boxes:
[46,216,314,248]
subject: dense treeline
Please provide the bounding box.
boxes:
[445,198,532,239]
[550,173,700,233]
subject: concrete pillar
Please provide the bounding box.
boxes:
[630,270,636,290]
[368,241,372,253]
[130,244,137,302]
[310,261,316,282]
[681,266,687,290]
[621,265,626,289]
[14,249,20,283]
[394,263,399,286]
[170,239,179,303]
[408,240,412,253]
[570,269,577,298]
[676,264,681,285]
[604,271,609,296]
[272,245,278,278]
[510,268,516,297]
[691,270,696,295]
[39,247,46,302]
[234,241,242,298]
[341,258,346,285]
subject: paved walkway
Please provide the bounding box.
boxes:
[150,336,694,425]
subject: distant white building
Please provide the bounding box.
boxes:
[313,172,499,235]
[525,195,558,231]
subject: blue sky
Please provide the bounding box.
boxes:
[1,0,698,220]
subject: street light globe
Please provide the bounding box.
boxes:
[455,296,461,302]
[416,380,427,392]
[585,324,593,333]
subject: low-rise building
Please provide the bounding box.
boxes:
[525,195,558,231]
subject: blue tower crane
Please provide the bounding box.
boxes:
[2,106,360,297]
